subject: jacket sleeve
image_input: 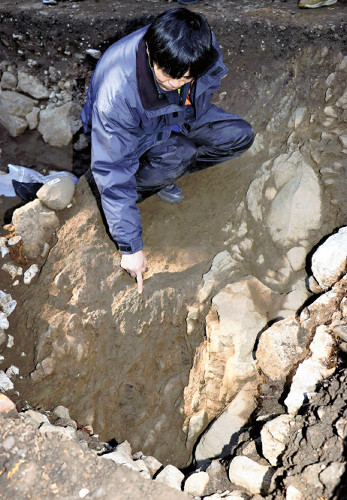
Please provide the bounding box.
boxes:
[91,96,144,254]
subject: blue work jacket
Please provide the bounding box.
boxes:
[81,26,228,254]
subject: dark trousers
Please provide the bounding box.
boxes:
[135,106,254,200]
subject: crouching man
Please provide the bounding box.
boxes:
[81,8,253,293]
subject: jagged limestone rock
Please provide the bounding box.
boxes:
[261,415,295,466]
[38,101,82,147]
[17,71,50,99]
[12,199,59,259]
[0,90,38,136]
[195,383,258,465]
[256,317,306,381]
[312,226,347,290]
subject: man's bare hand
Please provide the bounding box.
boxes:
[121,250,148,294]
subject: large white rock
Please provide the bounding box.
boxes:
[0,371,14,391]
[311,226,347,290]
[37,176,76,210]
[184,276,280,449]
[195,383,257,465]
[38,101,82,147]
[183,471,210,496]
[0,90,38,136]
[228,456,273,495]
[17,71,50,99]
[23,409,50,428]
[286,246,307,272]
[256,317,305,381]
[267,152,321,246]
[39,422,76,440]
[0,71,17,90]
[261,414,294,466]
[284,325,336,415]
[102,446,151,478]
[155,464,185,491]
[210,278,272,396]
[198,251,237,302]
[12,199,59,259]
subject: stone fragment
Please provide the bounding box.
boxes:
[26,106,40,130]
[246,173,270,222]
[284,325,336,415]
[0,371,14,391]
[37,176,75,210]
[260,415,294,466]
[86,49,101,59]
[206,460,232,494]
[307,276,323,294]
[7,335,14,348]
[228,456,273,495]
[24,264,39,285]
[312,226,347,290]
[267,153,321,246]
[0,237,10,258]
[212,278,273,390]
[38,101,82,147]
[0,290,17,316]
[0,394,16,414]
[12,199,59,259]
[286,484,304,500]
[73,133,89,151]
[116,440,132,456]
[39,422,76,440]
[17,71,50,99]
[282,280,310,313]
[23,409,50,428]
[257,317,304,381]
[142,455,162,476]
[195,384,258,465]
[0,313,9,330]
[6,365,19,378]
[184,471,211,496]
[1,263,23,279]
[286,246,307,272]
[0,330,6,347]
[186,409,209,448]
[0,71,17,90]
[336,89,347,109]
[155,464,185,491]
[319,462,345,488]
[288,107,307,129]
[53,405,71,420]
[102,443,150,478]
[199,251,237,302]
[324,106,338,118]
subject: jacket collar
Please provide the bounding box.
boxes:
[136,37,169,111]
[136,36,219,111]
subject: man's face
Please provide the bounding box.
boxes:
[153,62,194,91]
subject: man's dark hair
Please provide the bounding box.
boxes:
[144,8,214,79]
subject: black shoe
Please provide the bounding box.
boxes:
[156,183,184,203]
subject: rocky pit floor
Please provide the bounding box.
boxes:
[0,0,347,499]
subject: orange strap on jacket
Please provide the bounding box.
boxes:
[185,82,193,105]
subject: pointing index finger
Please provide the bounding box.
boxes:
[136,271,143,294]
